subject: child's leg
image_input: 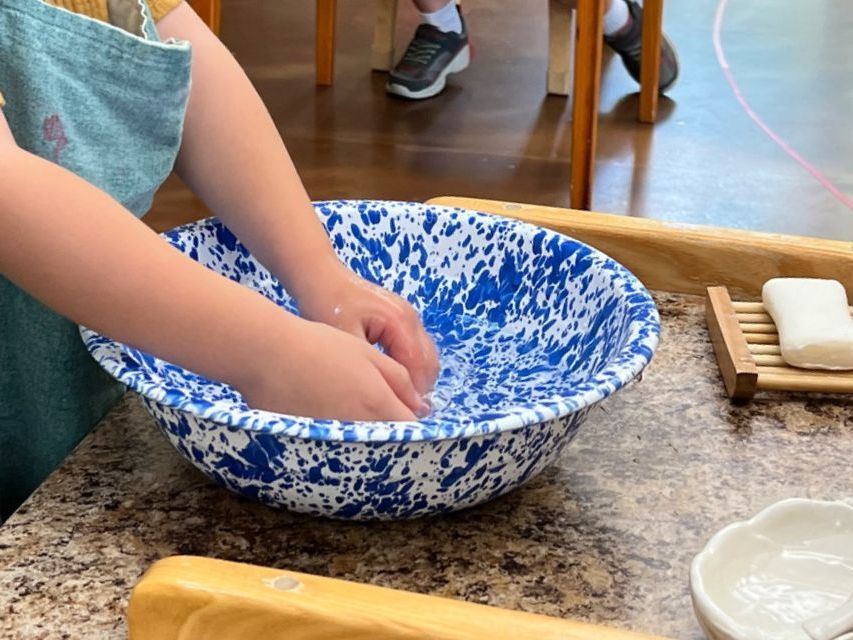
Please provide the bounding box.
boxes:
[413,0,462,33]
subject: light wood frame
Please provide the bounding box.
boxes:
[129,556,668,639]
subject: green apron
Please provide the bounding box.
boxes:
[0,0,191,520]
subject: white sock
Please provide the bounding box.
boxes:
[603,0,630,36]
[419,0,462,34]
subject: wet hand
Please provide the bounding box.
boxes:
[297,264,440,398]
[237,316,429,421]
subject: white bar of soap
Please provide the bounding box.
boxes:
[762,278,853,370]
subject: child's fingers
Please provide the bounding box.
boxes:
[318,312,423,404]
[369,349,430,418]
[371,306,439,396]
[404,324,440,395]
[416,325,441,388]
[367,392,418,422]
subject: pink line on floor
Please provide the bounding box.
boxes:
[713,0,853,211]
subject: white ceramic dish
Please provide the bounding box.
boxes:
[690,498,853,640]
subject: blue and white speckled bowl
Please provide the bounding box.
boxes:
[82,200,659,520]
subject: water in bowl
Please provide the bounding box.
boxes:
[421,310,576,423]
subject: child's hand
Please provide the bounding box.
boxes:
[0,135,429,422]
[296,264,440,397]
[238,316,430,421]
[156,7,440,414]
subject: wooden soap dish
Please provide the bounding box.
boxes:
[705,286,853,401]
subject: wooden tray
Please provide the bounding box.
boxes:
[705,286,853,400]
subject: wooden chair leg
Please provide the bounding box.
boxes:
[316,0,337,86]
[638,0,663,123]
[547,0,575,96]
[372,0,399,71]
[570,0,604,210]
[188,0,221,34]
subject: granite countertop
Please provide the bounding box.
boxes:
[1,292,851,639]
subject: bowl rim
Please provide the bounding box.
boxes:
[81,199,660,443]
[689,497,853,640]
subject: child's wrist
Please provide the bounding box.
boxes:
[286,253,349,306]
[225,308,303,397]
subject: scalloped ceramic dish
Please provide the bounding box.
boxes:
[82,200,659,520]
[691,498,853,640]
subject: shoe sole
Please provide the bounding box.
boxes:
[386,45,471,100]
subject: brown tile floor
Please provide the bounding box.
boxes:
[148,0,853,240]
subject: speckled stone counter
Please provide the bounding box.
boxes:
[1,292,851,639]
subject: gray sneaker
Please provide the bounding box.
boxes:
[604,0,679,93]
[386,14,471,100]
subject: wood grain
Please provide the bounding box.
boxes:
[638,0,663,123]
[570,0,605,210]
[748,344,781,355]
[426,197,853,299]
[712,289,853,398]
[705,286,758,399]
[129,556,670,640]
[758,373,853,393]
[736,312,772,323]
[372,0,399,71]
[739,322,777,334]
[316,0,337,86]
[188,0,221,34]
[547,0,574,96]
[757,366,853,379]
[734,303,853,315]
[731,302,764,313]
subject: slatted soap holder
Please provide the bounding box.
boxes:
[705,286,853,401]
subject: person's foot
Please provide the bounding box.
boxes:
[604,0,679,93]
[386,14,470,100]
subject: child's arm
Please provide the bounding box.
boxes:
[158,5,440,396]
[0,113,423,420]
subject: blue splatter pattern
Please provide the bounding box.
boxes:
[81,200,659,520]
